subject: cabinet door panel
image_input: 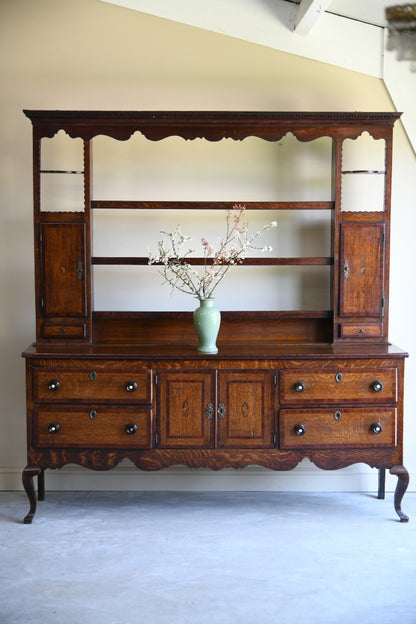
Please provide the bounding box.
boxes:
[41,222,86,317]
[340,223,384,317]
[158,371,214,448]
[217,370,275,448]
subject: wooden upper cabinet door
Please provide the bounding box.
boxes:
[157,371,214,448]
[339,223,385,317]
[217,370,275,449]
[41,222,86,317]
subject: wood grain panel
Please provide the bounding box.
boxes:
[41,222,86,317]
[280,367,397,404]
[280,407,396,448]
[33,367,152,403]
[35,406,152,448]
[339,223,384,317]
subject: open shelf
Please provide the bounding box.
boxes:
[23,109,400,346]
[91,256,333,266]
[91,200,335,210]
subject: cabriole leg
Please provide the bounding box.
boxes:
[22,465,41,524]
[390,465,409,523]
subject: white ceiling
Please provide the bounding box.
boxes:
[100,0,390,75]
[286,0,393,35]
[102,0,394,32]
[292,0,392,28]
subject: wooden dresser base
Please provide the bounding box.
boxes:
[21,343,409,523]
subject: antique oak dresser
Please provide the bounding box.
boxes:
[21,110,409,522]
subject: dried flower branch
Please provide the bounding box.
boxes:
[148,204,277,300]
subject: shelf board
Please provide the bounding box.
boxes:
[40,169,84,174]
[91,200,335,211]
[94,310,333,319]
[341,170,385,175]
[92,256,334,266]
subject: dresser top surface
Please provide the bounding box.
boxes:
[22,342,408,361]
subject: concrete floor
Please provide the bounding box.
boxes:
[1,490,415,624]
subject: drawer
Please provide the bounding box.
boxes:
[339,322,383,339]
[34,406,152,448]
[33,367,152,403]
[279,368,397,404]
[280,407,397,449]
[41,323,86,339]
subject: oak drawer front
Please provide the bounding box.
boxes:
[33,368,152,403]
[41,323,86,339]
[34,406,152,448]
[339,322,383,339]
[280,408,397,449]
[279,368,397,404]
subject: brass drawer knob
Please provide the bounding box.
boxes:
[371,380,383,392]
[48,423,60,434]
[370,422,383,434]
[47,380,60,392]
[125,423,138,435]
[294,424,306,436]
[294,381,305,393]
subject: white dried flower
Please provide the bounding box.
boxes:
[148,204,277,299]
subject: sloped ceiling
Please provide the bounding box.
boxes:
[100,0,415,152]
[99,0,385,76]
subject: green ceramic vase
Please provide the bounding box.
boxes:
[193,298,221,354]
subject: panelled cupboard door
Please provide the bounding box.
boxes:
[339,223,385,318]
[217,370,275,448]
[157,371,215,448]
[41,222,86,317]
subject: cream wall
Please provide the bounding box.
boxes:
[1,0,415,493]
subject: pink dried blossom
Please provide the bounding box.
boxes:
[148,205,276,300]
